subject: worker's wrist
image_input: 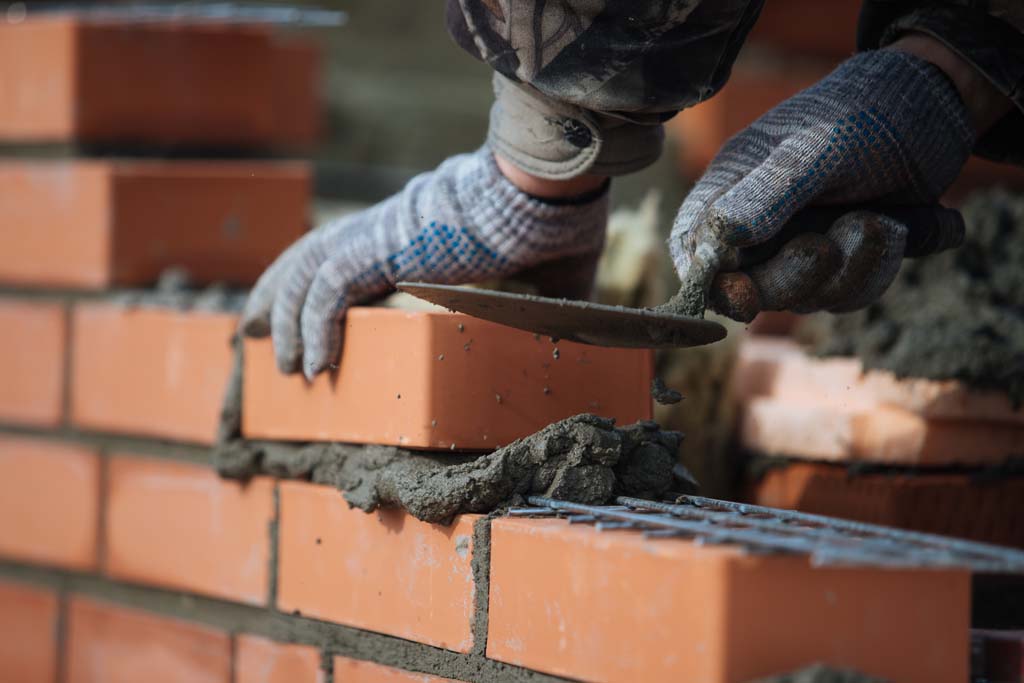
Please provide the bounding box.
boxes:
[494,152,610,202]
[886,32,1013,134]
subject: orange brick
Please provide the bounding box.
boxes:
[236,635,323,683]
[0,18,76,139]
[742,397,1024,466]
[104,456,274,605]
[243,308,653,449]
[0,581,59,683]
[0,18,285,146]
[70,304,237,444]
[66,596,230,683]
[750,461,1024,548]
[333,656,465,683]
[271,40,322,149]
[0,298,66,427]
[0,160,309,289]
[277,482,477,652]
[0,436,100,570]
[487,517,969,683]
[732,338,1024,424]
[746,0,860,58]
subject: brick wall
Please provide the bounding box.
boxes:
[0,9,1011,683]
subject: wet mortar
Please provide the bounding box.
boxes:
[111,267,248,313]
[216,414,686,525]
[808,189,1024,404]
[651,376,683,405]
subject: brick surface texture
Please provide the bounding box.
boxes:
[0,580,59,683]
[0,298,66,427]
[104,456,275,605]
[0,436,100,570]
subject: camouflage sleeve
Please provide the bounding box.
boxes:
[858,0,1024,165]
[445,0,764,117]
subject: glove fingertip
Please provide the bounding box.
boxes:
[240,316,271,338]
[272,331,303,375]
[709,271,761,323]
[303,363,321,383]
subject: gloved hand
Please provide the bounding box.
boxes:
[240,147,608,379]
[669,49,975,322]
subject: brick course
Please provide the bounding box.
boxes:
[0,160,309,289]
[0,18,317,148]
[487,517,970,683]
[243,308,653,449]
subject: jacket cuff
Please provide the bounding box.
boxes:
[858,3,1024,165]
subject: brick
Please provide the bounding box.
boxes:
[0,581,59,683]
[0,18,315,147]
[236,635,323,683]
[66,596,231,683]
[70,304,237,444]
[742,397,1024,466]
[746,0,860,58]
[733,338,1024,424]
[277,482,477,653]
[333,656,465,683]
[104,456,274,605]
[749,461,1024,548]
[271,40,322,149]
[0,298,66,427]
[487,517,969,683]
[0,160,309,289]
[244,308,653,449]
[0,436,100,570]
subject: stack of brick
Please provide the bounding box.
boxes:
[733,337,1024,548]
[666,0,1024,199]
[0,13,989,683]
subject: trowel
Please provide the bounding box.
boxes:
[397,281,726,348]
[398,205,964,349]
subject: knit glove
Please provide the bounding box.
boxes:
[669,49,975,321]
[240,147,608,379]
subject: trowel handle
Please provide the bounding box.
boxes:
[738,204,965,267]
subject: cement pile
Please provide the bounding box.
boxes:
[811,190,1024,404]
[216,414,686,524]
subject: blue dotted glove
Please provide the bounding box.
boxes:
[670,49,975,321]
[240,148,608,379]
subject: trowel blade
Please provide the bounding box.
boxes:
[396,282,727,349]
